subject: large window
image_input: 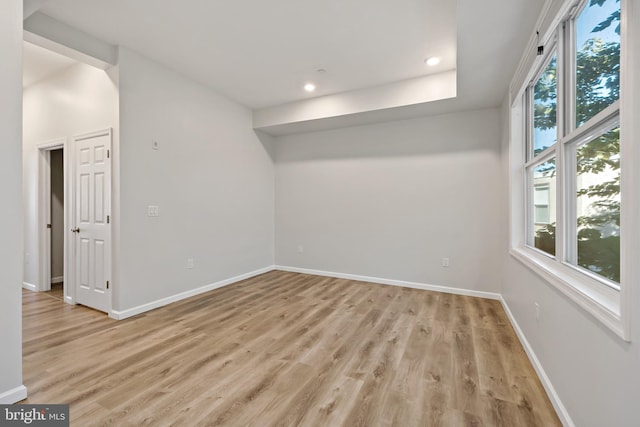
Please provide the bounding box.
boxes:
[525,0,621,287]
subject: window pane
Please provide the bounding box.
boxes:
[533,55,557,157]
[532,159,556,255]
[534,185,550,224]
[576,0,620,126]
[535,205,550,224]
[575,127,620,282]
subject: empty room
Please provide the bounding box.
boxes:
[1,0,639,426]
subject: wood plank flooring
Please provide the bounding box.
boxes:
[45,282,64,301]
[22,271,561,426]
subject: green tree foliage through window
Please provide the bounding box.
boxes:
[534,0,621,282]
[533,56,557,156]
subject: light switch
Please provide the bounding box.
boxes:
[147,205,159,217]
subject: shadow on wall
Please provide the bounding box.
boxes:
[254,130,276,162]
[273,109,501,162]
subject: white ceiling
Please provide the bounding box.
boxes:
[36,0,456,109]
[25,0,544,122]
[23,40,77,88]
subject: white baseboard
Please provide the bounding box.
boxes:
[22,282,37,292]
[274,265,501,300]
[499,297,574,427]
[109,266,274,320]
[0,385,27,404]
[51,276,64,284]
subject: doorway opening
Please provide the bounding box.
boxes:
[48,147,65,301]
[36,140,68,302]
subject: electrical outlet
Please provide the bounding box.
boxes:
[442,257,450,267]
[187,258,194,269]
[152,140,160,150]
[535,302,540,321]
[147,205,159,217]
[297,245,304,254]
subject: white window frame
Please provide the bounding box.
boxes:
[509,0,635,341]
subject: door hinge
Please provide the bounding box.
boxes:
[107,149,110,159]
[46,224,52,229]
[106,281,110,289]
[107,215,110,224]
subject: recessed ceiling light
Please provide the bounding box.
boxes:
[425,57,441,66]
[304,83,316,92]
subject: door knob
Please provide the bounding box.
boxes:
[71,227,80,233]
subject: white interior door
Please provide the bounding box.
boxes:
[73,129,111,313]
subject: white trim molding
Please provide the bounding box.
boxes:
[109,266,274,320]
[0,385,28,404]
[109,265,503,320]
[22,282,37,292]
[500,297,575,427]
[274,265,501,301]
[618,0,638,352]
[51,276,64,284]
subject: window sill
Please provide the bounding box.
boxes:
[510,246,629,341]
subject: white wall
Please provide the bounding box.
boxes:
[115,48,275,312]
[501,259,640,427]
[501,249,640,426]
[275,109,504,294]
[0,0,25,403]
[22,61,119,288]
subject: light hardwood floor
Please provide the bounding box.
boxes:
[45,282,64,301]
[22,271,561,426]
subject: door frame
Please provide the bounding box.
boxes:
[36,138,69,300]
